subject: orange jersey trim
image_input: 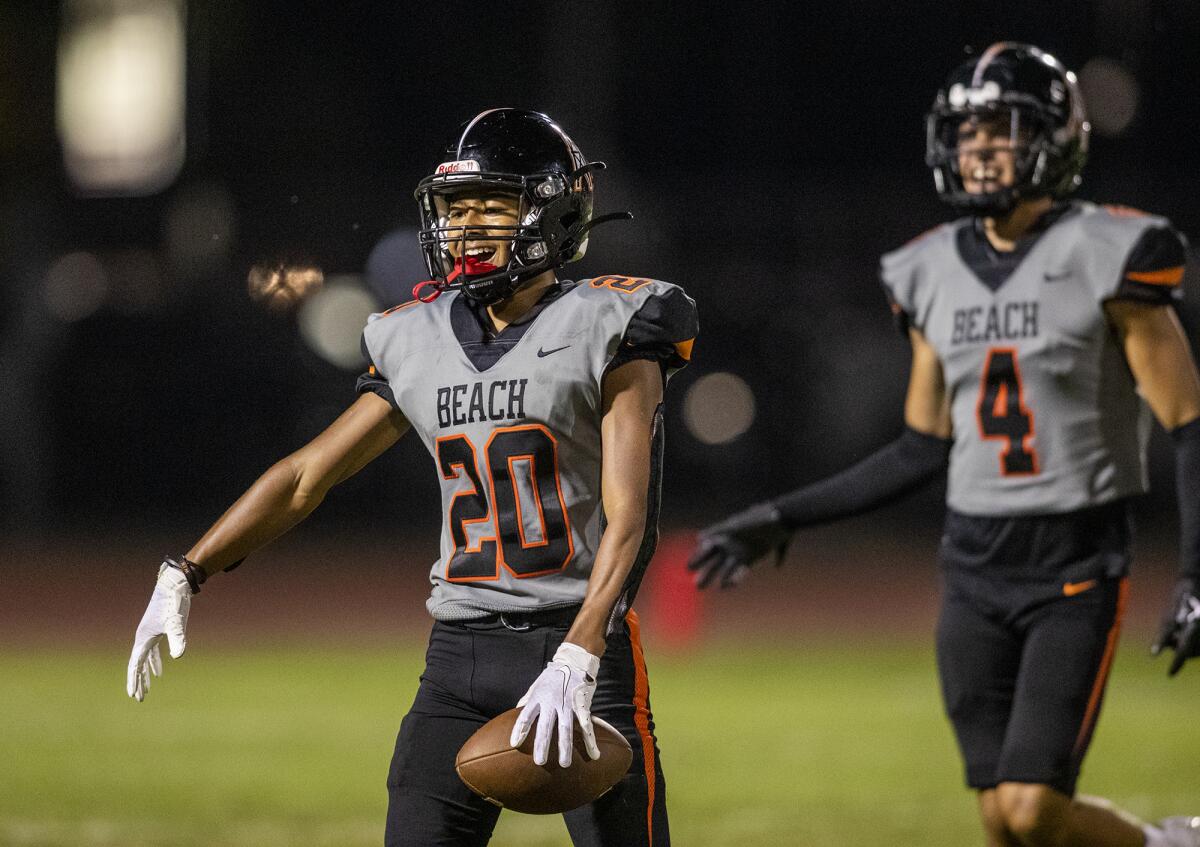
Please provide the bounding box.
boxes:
[1073,578,1129,757]
[626,610,657,847]
[1062,579,1098,597]
[381,300,419,316]
[673,338,695,362]
[1103,204,1150,218]
[590,275,653,294]
[1125,266,1185,286]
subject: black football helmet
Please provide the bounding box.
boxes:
[414,108,630,305]
[926,43,1090,214]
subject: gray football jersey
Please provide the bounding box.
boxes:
[359,277,697,621]
[882,202,1185,516]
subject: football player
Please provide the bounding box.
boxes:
[127,108,697,847]
[689,44,1200,847]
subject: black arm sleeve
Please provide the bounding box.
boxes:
[1171,418,1200,579]
[770,426,952,530]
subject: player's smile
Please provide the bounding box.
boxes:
[444,192,522,271]
[956,115,1026,195]
[464,245,497,263]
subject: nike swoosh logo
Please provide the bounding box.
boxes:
[1063,579,1098,597]
[537,345,571,358]
[1043,271,1072,282]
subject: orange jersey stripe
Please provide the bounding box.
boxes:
[1073,578,1129,756]
[1125,266,1185,286]
[626,609,656,847]
[674,338,695,362]
[381,300,420,316]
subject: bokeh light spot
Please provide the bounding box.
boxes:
[1079,57,1139,137]
[684,372,756,445]
[43,251,108,322]
[297,275,378,370]
[248,262,324,313]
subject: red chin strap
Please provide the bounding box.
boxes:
[411,257,499,303]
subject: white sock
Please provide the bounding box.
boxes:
[1144,823,1168,847]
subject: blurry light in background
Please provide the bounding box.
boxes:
[365,227,427,307]
[683,372,756,445]
[1078,57,1139,138]
[248,262,324,313]
[56,0,186,195]
[298,275,378,370]
[42,251,108,322]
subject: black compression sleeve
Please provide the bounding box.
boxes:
[1171,418,1200,579]
[770,427,952,530]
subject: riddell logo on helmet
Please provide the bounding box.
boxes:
[948,81,1002,108]
[435,160,481,175]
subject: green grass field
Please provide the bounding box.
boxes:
[2,640,1197,846]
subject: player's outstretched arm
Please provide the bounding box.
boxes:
[1108,300,1200,675]
[688,327,953,589]
[510,358,662,767]
[126,393,409,701]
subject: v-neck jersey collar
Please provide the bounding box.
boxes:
[955,202,1079,292]
[448,280,572,371]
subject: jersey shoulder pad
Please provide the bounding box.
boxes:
[360,297,440,379]
[1071,201,1174,249]
[879,221,960,331]
[576,274,677,297]
[1073,203,1185,303]
[881,221,957,269]
[574,276,698,368]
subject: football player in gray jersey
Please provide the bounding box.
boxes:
[126,109,697,847]
[689,44,1200,847]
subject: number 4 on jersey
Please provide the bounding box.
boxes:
[976,348,1039,476]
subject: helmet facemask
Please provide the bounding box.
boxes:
[927,105,1051,214]
[415,166,599,306]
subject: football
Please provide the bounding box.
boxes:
[455,708,633,814]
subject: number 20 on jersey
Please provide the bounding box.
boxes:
[435,424,574,581]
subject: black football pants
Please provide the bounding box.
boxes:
[384,610,669,847]
[935,502,1132,797]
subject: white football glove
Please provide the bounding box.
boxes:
[510,642,601,768]
[126,564,192,702]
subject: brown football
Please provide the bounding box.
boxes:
[455,708,632,814]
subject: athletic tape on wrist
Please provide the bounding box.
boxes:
[163,555,207,595]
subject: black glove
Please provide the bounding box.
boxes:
[687,503,791,590]
[1151,576,1200,676]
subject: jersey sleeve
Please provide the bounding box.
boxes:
[608,284,699,376]
[1111,224,1188,306]
[879,225,944,337]
[355,325,400,410]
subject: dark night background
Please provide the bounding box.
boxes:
[2,0,1199,547]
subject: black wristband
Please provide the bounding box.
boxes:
[164,555,208,595]
[1170,418,1200,579]
[771,426,952,530]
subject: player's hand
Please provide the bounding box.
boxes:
[687,502,790,590]
[126,563,193,701]
[1151,576,1200,676]
[510,642,600,768]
